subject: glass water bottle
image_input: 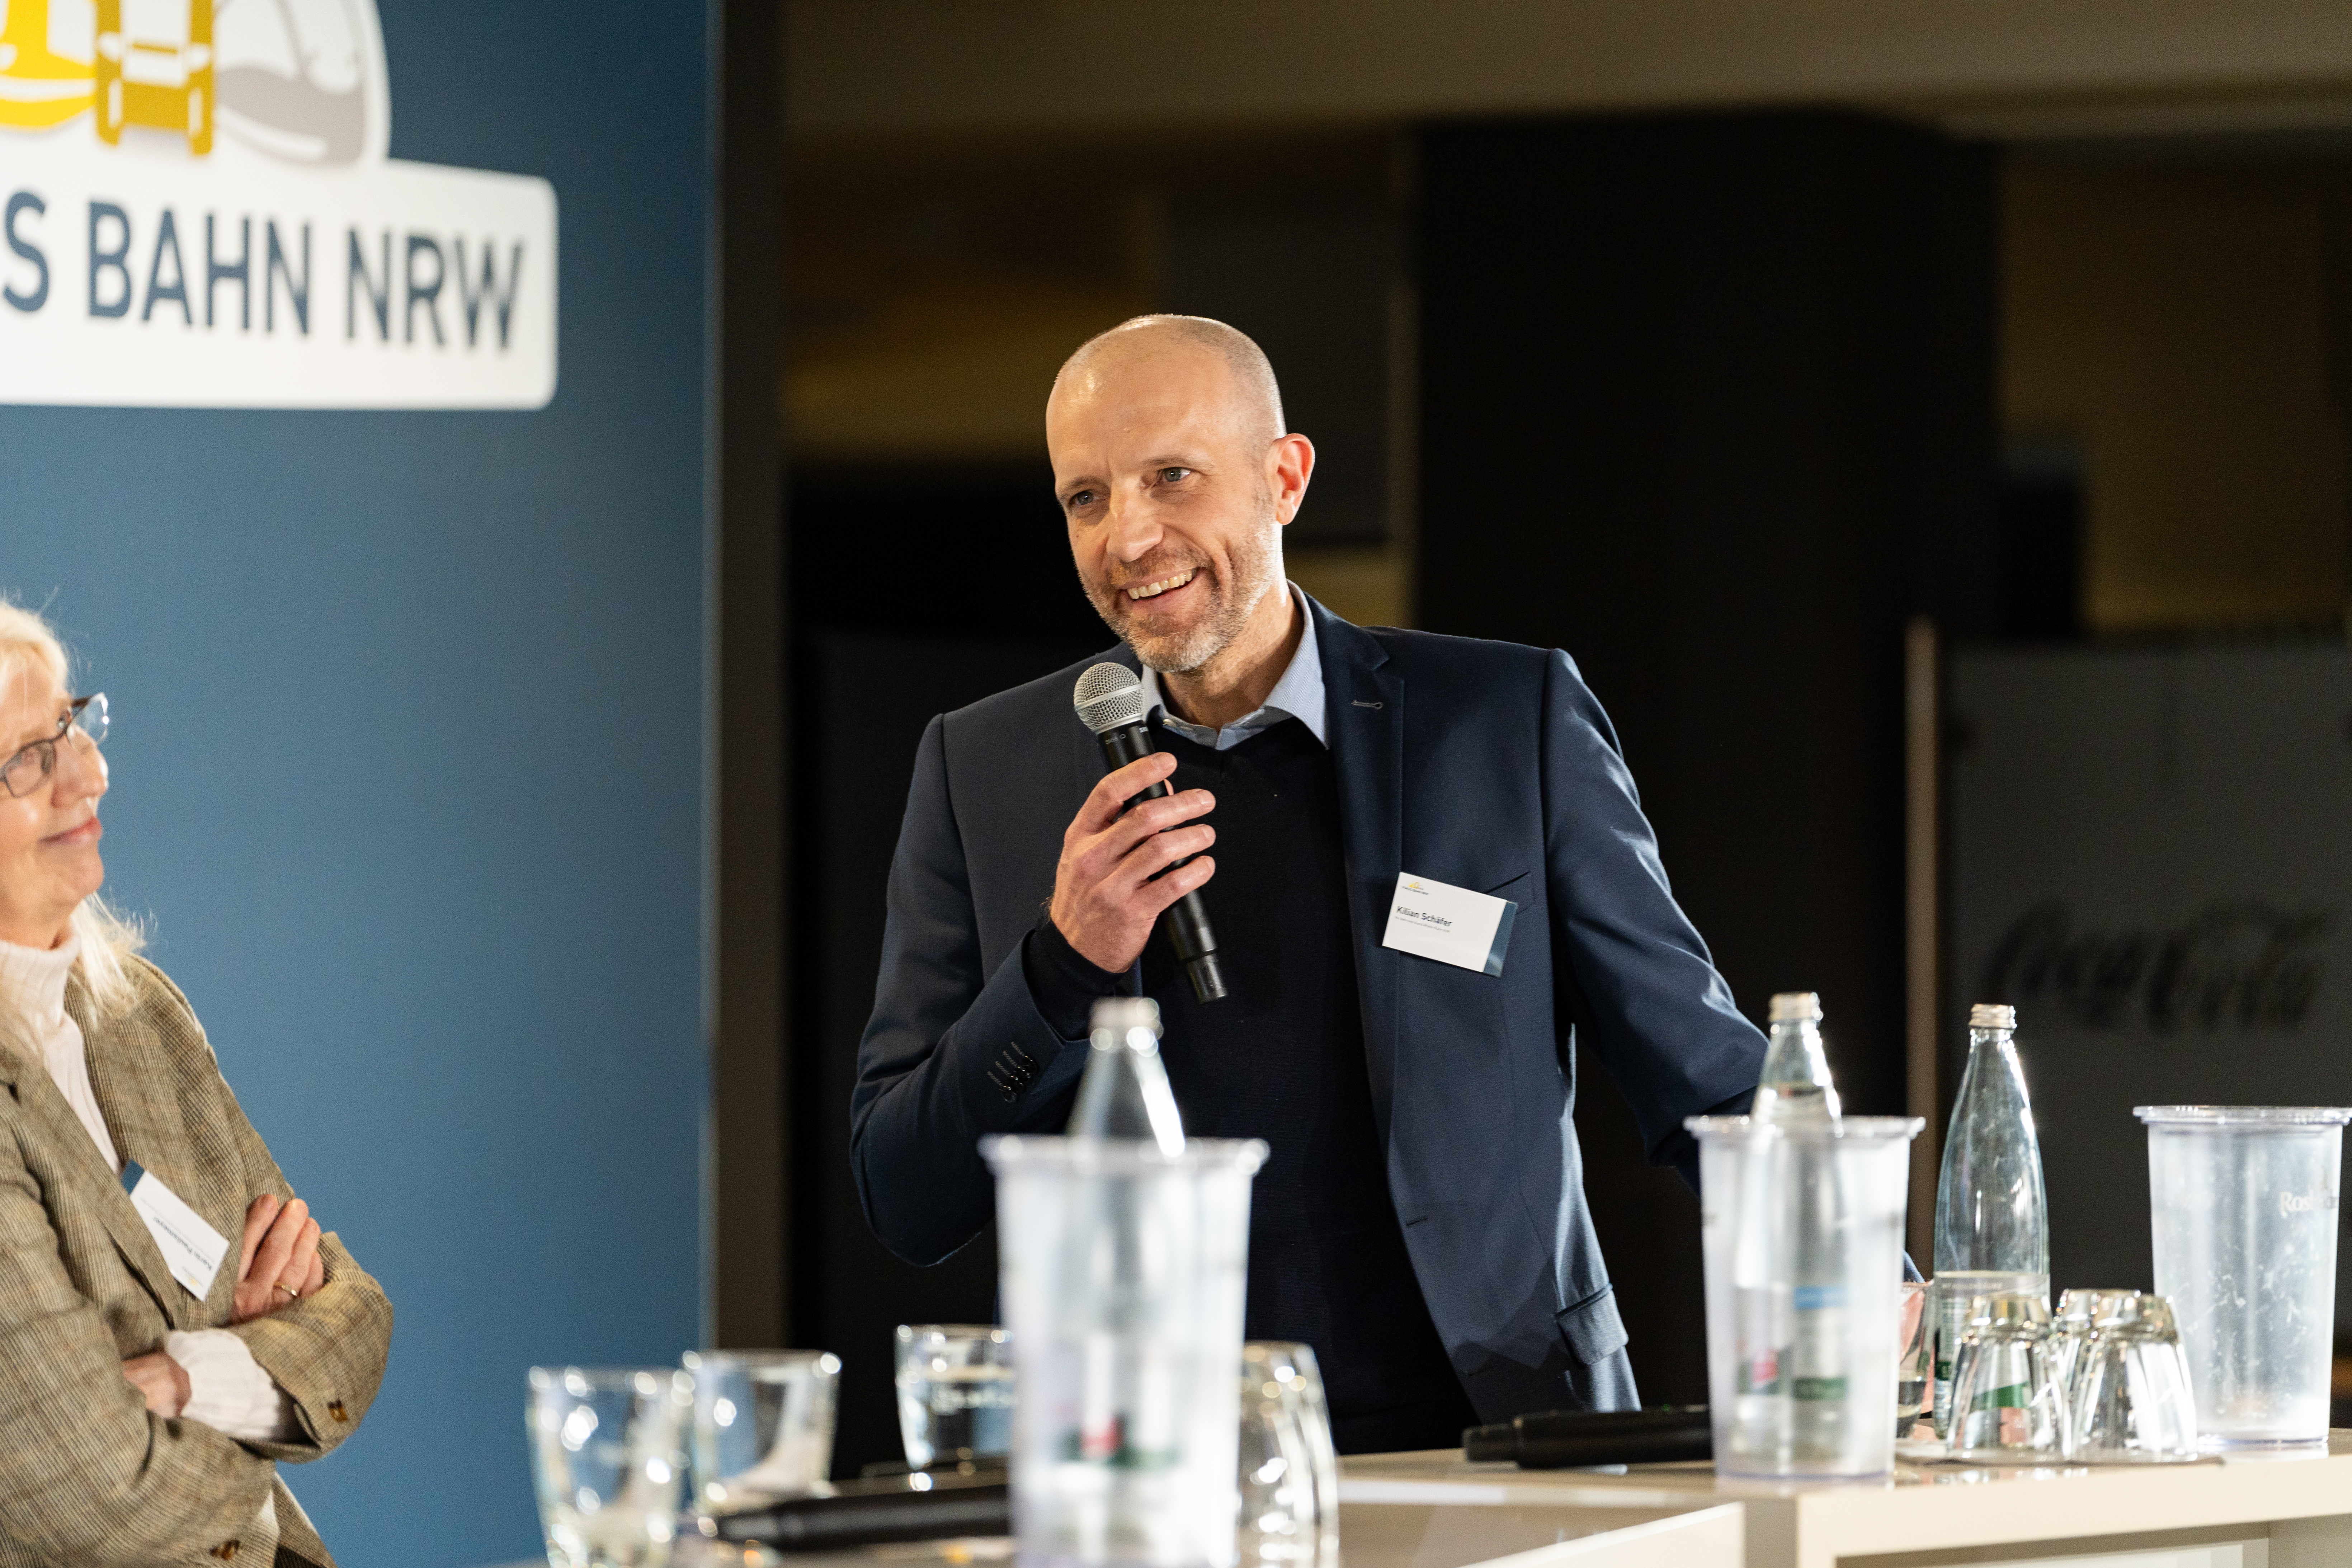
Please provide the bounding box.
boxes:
[1732,992,1853,1464]
[1929,1003,2051,1438]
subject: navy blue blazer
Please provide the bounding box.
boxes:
[852,597,1766,1421]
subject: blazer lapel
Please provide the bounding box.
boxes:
[1312,599,1408,1148]
[66,988,206,1325]
[14,990,188,1324]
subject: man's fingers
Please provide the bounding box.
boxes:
[1140,854,1215,912]
[1087,788,1215,867]
[237,1194,279,1281]
[1074,753,1178,833]
[1109,822,1216,893]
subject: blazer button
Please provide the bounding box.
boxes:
[328,1399,349,1423]
[209,1541,239,1561]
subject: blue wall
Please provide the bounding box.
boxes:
[1,4,711,1562]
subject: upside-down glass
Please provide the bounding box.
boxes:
[529,1366,694,1568]
[1946,1293,2068,1462]
[2067,1294,2199,1463]
[2140,1106,2352,1448]
[2052,1289,2135,1403]
[1237,1343,1338,1567]
[1691,1114,1922,1479]
[896,1325,1015,1468]
[683,1350,840,1516]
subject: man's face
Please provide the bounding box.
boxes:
[1048,343,1282,674]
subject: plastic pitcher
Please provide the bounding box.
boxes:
[985,1133,1266,1568]
[1688,1114,1922,1478]
[2138,1106,2352,1448]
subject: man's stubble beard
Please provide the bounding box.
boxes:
[1084,504,1283,677]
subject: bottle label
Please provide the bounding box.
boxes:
[1789,1285,1847,1403]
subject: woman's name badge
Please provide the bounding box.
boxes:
[119,1161,228,1298]
[1381,872,1519,975]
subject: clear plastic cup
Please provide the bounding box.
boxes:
[1688,1115,1923,1479]
[985,1134,1267,1568]
[2138,1106,2352,1449]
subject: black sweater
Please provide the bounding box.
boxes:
[1026,716,1479,1452]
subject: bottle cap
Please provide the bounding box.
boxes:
[1767,992,1822,1023]
[1968,1003,2017,1031]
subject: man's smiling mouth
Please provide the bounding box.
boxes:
[1124,568,1197,601]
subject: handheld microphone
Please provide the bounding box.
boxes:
[1072,662,1230,1003]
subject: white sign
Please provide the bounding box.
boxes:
[0,0,556,408]
[1381,871,1519,975]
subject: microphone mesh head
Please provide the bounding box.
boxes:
[1073,662,1147,734]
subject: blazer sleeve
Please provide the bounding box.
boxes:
[135,960,394,1464]
[850,715,1098,1267]
[1538,649,1766,1187]
[210,1079,394,1465]
[0,1122,281,1563]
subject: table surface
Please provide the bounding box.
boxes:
[496,1432,2352,1568]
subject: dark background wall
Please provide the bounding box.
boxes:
[1415,112,2001,1402]
[781,109,2009,1448]
[0,2,710,1561]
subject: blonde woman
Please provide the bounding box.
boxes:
[0,603,391,1567]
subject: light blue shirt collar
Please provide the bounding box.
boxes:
[1139,585,1326,752]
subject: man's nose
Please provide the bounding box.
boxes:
[1104,484,1162,563]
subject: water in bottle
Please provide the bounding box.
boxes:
[1930,1003,2051,1440]
[1731,993,1856,1466]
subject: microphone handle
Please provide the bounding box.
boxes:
[1098,724,1230,1003]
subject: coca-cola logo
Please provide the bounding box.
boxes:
[1980,899,2329,1032]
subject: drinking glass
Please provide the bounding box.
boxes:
[2068,1294,2201,1463]
[1237,1343,1339,1567]
[1895,1281,1931,1441]
[683,1350,841,1516]
[529,1365,694,1568]
[1947,1294,2069,1462]
[986,1133,1266,1568]
[1690,1114,1922,1479]
[895,1324,1015,1468]
[2053,1289,2134,1404]
[2140,1105,2352,1447]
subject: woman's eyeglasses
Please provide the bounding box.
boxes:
[0,694,109,800]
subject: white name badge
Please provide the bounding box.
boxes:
[1381,872,1520,975]
[120,1162,229,1299]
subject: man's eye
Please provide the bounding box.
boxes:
[1160,467,1190,483]
[1066,490,1097,510]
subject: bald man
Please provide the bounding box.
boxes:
[853,316,1766,1451]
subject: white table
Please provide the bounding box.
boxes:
[492,1434,2352,1568]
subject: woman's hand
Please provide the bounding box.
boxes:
[230,1193,324,1324]
[121,1351,190,1418]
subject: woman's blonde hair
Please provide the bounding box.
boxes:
[0,602,144,1026]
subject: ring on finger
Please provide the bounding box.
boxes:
[273,1282,300,1300]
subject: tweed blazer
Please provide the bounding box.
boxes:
[0,955,392,1567]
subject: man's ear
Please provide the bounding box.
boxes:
[1268,433,1316,525]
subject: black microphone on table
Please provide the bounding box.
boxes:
[1072,662,1230,1004]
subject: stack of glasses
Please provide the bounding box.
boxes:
[1943,1288,2200,1464]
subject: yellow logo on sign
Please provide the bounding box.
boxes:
[2,0,382,164]
[2,0,212,150]
[0,0,100,132]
